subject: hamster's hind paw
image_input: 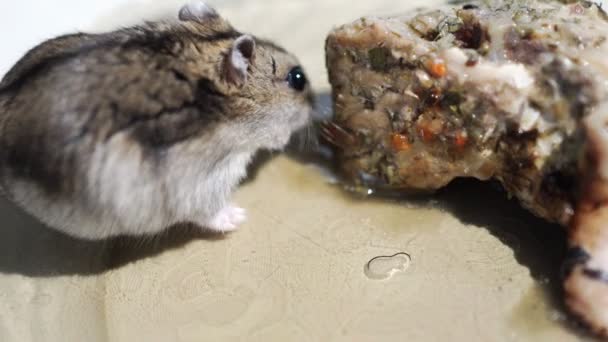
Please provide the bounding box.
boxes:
[206,205,247,232]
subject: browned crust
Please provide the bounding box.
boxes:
[564,107,608,338]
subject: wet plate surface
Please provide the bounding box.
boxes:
[0,0,600,341]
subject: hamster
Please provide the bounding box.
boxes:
[0,1,314,239]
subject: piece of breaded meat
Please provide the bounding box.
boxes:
[324,0,608,336]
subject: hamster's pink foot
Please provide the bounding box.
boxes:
[206,205,246,232]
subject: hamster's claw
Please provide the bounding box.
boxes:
[206,205,247,233]
[320,121,357,149]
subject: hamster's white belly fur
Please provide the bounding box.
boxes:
[5,131,254,239]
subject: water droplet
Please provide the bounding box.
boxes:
[550,310,566,322]
[538,277,550,285]
[364,252,411,280]
[344,185,376,197]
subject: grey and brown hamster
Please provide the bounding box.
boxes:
[0,1,313,239]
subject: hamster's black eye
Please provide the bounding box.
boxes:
[286,66,307,92]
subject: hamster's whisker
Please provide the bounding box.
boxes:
[304,124,319,151]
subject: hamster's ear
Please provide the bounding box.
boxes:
[224,35,256,86]
[178,1,219,22]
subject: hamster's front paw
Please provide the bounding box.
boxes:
[206,205,247,232]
